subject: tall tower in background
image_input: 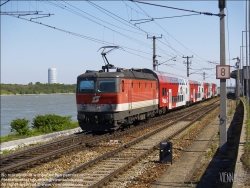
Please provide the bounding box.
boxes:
[48,68,57,84]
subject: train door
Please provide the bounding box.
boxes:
[169,89,172,109]
[193,89,196,102]
[153,89,156,106]
[128,89,132,110]
[186,80,190,104]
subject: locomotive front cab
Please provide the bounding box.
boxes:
[76,72,123,131]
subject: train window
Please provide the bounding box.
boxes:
[132,82,134,88]
[79,80,94,93]
[139,82,140,88]
[186,88,187,94]
[151,83,152,88]
[122,80,125,92]
[202,88,203,92]
[98,80,116,93]
[145,83,147,88]
[162,88,167,96]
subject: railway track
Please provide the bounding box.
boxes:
[0,99,218,175]
[36,101,219,187]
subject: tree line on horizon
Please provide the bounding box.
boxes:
[0,82,76,95]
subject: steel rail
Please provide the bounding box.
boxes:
[91,104,218,188]
[1,133,92,161]
[36,102,218,187]
[0,99,218,174]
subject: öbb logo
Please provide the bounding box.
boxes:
[92,96,100,103]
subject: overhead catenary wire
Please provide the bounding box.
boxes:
[43,1,197,70]
[41,0,154,49]
[130,13,201,24]
[132,1,219,70]
[122,0,149,18]
[0,0,10,7]
[85,0,160,36]
[2,13,156,60]
[46,0,176,61]
[2,1,218,77]
[132,3,189,57]
[131,0,222,17]
[62,0,147,36]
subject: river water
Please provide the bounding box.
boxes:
[0,94,77,136]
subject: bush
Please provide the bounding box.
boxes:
[32,114,72,133]
[10,118,31,135]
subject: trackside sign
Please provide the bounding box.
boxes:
[216,65,230,79]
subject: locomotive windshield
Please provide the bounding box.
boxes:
[77,78,119,93]
[97,79,116,93]
[79,80,94,93]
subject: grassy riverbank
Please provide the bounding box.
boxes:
[0,122,79,143]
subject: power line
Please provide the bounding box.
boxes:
[132,3,188,57]
[43,1,180,63]
[0,0,10,7]
[122,0,149,17]
[130,13,201,25]
[3,13,159,62]
[63,0,146,36]
[42,1,153,49]
[131,1,222,17]
[3,1,216,76]
[130,2,188,61]
[132,1,219,70]
[85,0,159,36]
[52,1,177,62]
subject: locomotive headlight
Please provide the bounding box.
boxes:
[108,103,113,110]
[80,103,86,110]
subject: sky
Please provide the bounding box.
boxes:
[1,0,247,86]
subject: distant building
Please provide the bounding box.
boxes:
[48,68,57,84]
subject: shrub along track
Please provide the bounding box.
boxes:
[0,99,218,175]
[33,100,219,188]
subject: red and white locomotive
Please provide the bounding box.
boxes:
[76,67,217,131]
